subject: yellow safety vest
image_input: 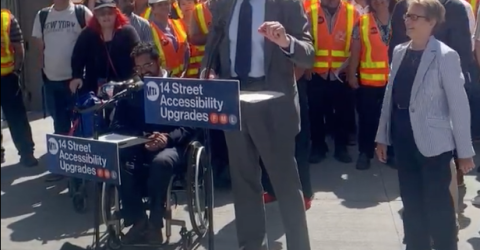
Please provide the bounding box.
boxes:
[1,9,14,76]
[471,0,479,16]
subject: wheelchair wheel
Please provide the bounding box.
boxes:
[186,141,213,236]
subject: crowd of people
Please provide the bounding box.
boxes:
[1,0,479,249]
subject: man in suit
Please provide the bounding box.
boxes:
[201,0,314,249]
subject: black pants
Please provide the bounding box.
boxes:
[356,85,385,158]
[119,147,180,229]
[262,78,313,198]
[307,73,351,152]
[395,148,457,250]
[1,73,35,156]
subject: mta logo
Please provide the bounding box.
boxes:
[146,81,159,101]
[48,137,59,155]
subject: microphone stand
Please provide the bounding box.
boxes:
[75,89,132,250]
[201,22,225,250]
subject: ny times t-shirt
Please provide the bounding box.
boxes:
[32,4,90,81]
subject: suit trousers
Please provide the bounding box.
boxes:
[356,85,386,158]
[119,146,179,229]
[307,73,350,153]
[224,80,310,250]
[261,78,313,198]
[1,73,35,157]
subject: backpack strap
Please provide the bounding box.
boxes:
[74,4,86,29]
[39,6,51,36]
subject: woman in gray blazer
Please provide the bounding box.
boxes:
[375,0,476,248]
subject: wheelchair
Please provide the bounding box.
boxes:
[100,139,214,250]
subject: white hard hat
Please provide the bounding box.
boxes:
[148,0,169,3]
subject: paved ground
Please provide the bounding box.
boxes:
[1,116,479,250]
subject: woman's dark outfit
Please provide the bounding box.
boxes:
[392,49,457,250]
[71,24,140,94]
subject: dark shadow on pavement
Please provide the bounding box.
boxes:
[467,237,480,250]
[1,154,94,243]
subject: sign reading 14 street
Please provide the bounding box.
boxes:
[143,77,241,130]
[46,134,121,185]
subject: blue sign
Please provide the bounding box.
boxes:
[143,77,241,131]
[46,134,121,185]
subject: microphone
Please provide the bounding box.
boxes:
[100,76,144,98]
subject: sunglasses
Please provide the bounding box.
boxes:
[403,13,427,21]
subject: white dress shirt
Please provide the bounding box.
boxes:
[228,0,293,78]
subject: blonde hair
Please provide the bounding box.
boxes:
[407,0,446,24]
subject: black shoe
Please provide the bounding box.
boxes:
[334,150,352,163]
[309,151,327,164]
[20,154,38,167]
[355,154,371,170]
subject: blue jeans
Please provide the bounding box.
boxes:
[44,80,73,135]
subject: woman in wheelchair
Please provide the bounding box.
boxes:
[109,43,195,244]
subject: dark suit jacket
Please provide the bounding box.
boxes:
[389,0,474,82]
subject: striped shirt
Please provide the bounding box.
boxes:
[9,14,23,43]
[127,13,153,43]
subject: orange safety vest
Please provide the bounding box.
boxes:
[193,2,211,35]
[141,7,152,19]
[358,14,389,86]
[151,19,188,77]
[1,9,14,76]
[185,3,211,78]
[305,0,357,74]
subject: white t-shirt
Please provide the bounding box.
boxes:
[32,4,92,81]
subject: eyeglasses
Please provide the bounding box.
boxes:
[403,13,427,21]
[134,62,155,72]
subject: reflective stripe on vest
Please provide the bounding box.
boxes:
[1,9,14,76]
[172,1,183,19]
[151,19,188,76]
[359,14,389,86]
[308,0,355,73]
[141,7,151,20]
[186,45,204,77]
[194,3,211,35]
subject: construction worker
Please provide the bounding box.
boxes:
[135,0,182,20]
[1,9,37,166]
[303,0,359,164]
[149,0,189,77]
[179,0,207,78]
[347,0,391,170]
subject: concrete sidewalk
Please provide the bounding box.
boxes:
[1,116,479,250]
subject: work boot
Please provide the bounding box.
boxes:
[334,149,352,163]
[355,154,370,170]
[309,150,327,164]
[20,154,38,167]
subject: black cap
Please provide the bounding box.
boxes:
[94,0,116,10]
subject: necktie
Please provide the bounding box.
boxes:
[234,0,252,79]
